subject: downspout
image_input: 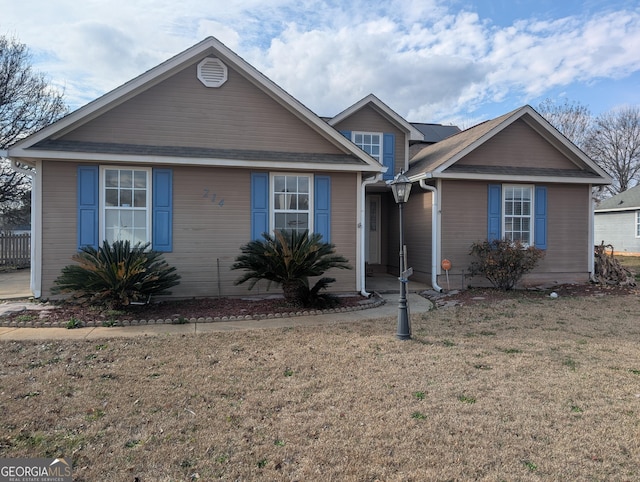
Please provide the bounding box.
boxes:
[419,178,444,292]
[360,173,383,297]
[9,158,39,298]
[588,185,596,282]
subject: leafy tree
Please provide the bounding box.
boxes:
[231,230,351,308]
[53,241,181,308]
[0,34,68,228]
[584,106,640,195]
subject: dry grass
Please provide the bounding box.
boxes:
[2,293,640,481]
[619,255,640,281]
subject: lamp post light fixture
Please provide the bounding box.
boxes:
[388,170,413,340]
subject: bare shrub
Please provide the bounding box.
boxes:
[469,239,545,290]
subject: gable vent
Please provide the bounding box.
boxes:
[197,57,228,88]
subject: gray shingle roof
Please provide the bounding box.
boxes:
[445,164,603,178]
[32,139,366,165]
[406,105,609,185]
[595,185,640,211]
[410,123,461,143]
[406,109,516,176]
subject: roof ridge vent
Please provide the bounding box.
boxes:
[197,57,228,88]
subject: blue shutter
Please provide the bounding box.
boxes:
[382,133,395,180]
[77,166,99,250]
[534,186,547,249]
[251,172,269,240]
[488,184,502,241]
[314,175,331,242]
[339,130,351,140]
[153,168,173,252]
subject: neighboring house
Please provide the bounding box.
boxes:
[594,185,640,255]
[4,37,611,298]
[404,106,611,289]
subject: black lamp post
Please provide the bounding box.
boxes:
[388,171,412,340]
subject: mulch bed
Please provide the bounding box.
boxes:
[0,294,376,327]
[428,282,639,308]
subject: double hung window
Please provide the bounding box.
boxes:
[636,211,640,238]
[272,174,311,235]
[488,183,546,249]
[102,167,151,245]
[503,185,533,245]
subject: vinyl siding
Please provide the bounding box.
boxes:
[438,180,591,288]
[439,181,486,285]
[594,211,640,255]
[41,161,78,292]
[326,173,358,291]
[60,61,343,155]
[404,189,433,283]
[333,105,405,175]
[39,162,359,298]
[457,119,579,170]
[543,184,590,275]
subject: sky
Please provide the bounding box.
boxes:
[3,0,640,127]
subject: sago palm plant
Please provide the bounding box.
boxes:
[53,240,181,308]
[231,230,351,308]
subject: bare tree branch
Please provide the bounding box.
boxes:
[536,98,592,149]
[0,34,68,229]
[585,106,640,195]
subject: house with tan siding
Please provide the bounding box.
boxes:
[6,37,388,299]
[4,37,611,299]
[405,106,611,289]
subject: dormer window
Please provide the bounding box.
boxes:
[353,132,382,161]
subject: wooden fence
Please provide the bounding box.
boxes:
[0,233,31,268]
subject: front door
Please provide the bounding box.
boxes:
[365,195,381,264]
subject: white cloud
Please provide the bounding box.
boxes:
[2,0,640,121]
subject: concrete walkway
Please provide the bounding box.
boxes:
[0,269,32,299]
[0,269,435,340]
[0,292,432,340]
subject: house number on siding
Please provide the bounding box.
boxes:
[203,188,225,207]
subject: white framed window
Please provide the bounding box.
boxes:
[101,167,152,245]
[503,184,534,245]
[353,132,382,161]
[271,173,312,235]
[636,211,640,238]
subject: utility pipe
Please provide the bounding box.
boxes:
[419,178,444,292]
[360,173,383,297]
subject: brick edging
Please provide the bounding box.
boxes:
[0,295,386,329]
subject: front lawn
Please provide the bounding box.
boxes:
[1,293,639,480]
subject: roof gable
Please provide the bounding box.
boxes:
[52,60,344,155]
[456,118,579,170]
[407,105,611,185]
[329,94,424,141]
[8,37,383,174]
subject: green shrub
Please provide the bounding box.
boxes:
[231,230,351,308]
[468,239,545,290]
[65,317,82,329]
[53,240,180,308]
